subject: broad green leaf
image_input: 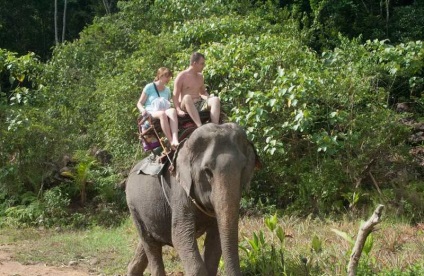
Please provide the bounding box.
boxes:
[265,213,278,231]
[363,234,374,255]
[311,235,322,253]
[331,228,354,245]
[276,226,285,244]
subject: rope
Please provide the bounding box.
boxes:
[139,122,215,218]
[151,120,173,164]
[159,173,215,218]
[160,175,171,206]
[188,195,216,218]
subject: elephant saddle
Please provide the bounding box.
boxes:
[137,110,212,154]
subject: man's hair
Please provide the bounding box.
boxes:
[190,52,205,64]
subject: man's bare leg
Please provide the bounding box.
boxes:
[181,95,202,127]
[208,96,221,124]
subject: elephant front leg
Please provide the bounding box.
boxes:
[127,240,148,276]
[203,223,222,276]
[172,212,208,275]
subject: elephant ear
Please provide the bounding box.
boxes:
[241,140,260,191]
[174,139,192,197]
[251,141,262,170]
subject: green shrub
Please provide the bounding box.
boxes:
[240,214,286,275]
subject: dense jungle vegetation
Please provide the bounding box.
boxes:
[1,0,423,230]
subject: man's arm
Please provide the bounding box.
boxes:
[199,75,209,100]
[173,74,186,116]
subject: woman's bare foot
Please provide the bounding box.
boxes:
[171,141,179,150]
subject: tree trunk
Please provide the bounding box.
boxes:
[54,0,58,45]
[102,0,111,15]
[62,0,67,42]
[385,0,390,37]
[348,204,384,276]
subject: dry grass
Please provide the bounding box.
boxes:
[0,216,423,275]
[238,215,424,275]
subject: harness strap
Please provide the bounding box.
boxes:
[188,195,216,218]
[160,175,171,206]
[159,174,215,218]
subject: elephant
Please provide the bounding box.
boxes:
[125,122,259,276]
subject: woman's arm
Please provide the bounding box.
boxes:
[137,89,148,115]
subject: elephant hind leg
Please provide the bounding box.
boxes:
[142,239,166,276]
[127,240,148,276]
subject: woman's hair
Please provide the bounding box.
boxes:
[154,67,173,81]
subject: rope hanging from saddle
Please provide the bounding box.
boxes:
[159,138,216,218]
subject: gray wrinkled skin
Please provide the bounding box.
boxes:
[126,123,258,276]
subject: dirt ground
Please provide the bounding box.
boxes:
[0,244,90,276]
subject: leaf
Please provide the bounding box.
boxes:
[311,235,322,253]
[331,228,354,245]
[276,226,285,244]
[16,74,25,82]
[60,171,74,178]
[259,230,266,246]
[265,213,278,232]
[363,234,374,255]
[249,232,259,250]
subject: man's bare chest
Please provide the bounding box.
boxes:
[182,74,203,93]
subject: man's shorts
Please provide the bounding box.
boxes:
[194,98,208,111]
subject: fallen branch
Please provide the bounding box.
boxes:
[348,204,384,276]
[368,172,382,195]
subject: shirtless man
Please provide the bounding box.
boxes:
[173,52,220,127]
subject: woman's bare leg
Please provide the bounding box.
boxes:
[165,108,179,147]
[151,111,172,144]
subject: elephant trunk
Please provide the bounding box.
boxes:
[214,177,242,276]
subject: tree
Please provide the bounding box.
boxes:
[0,0,118,59]
[62,0,68,43]
[55,0,58,45]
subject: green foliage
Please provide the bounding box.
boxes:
[38,187,71,227]
[239,214,286,275]
[225,36,420,215]
[331,221,376,273]
[72,150,97,205]
[380,264,424,276]
[0,49,62,199]
[1,187,69,227]
[391,3,424,43]
[1,0,424,224]
[0,0,119,59]
[331,228,355,245]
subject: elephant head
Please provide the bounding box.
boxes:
[126,122,259,276]
[174,122,259,275]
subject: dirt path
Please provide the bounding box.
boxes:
[0,244,90,276]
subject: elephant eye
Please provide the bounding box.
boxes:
[204,168,213,182]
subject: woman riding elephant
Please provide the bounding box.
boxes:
[137,67,179,149]
[125,123,260,276]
